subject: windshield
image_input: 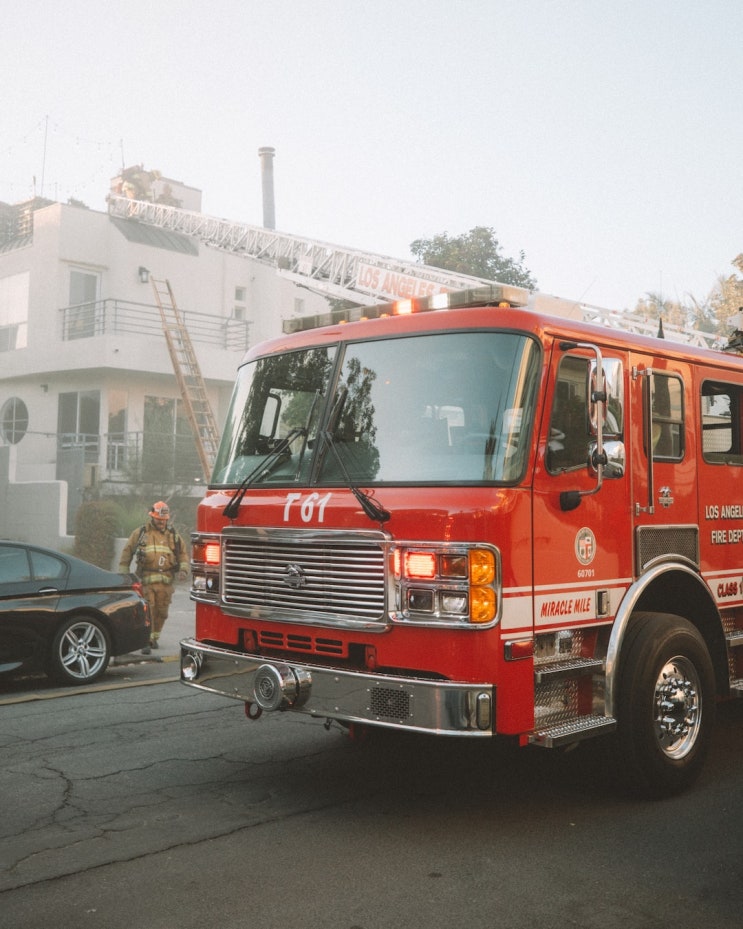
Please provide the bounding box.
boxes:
[212,346,336,484]
[212,331,540,486]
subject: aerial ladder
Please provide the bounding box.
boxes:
[109,196,720,350]
[150,278,220,480]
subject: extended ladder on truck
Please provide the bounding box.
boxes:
[109,195,720,348]
[110,196,498,306]
[150,278,220,480]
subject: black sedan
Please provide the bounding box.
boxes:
[0,540,150,686]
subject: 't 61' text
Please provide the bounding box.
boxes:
[283,492,333,523]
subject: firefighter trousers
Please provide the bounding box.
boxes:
[143,581,175,641]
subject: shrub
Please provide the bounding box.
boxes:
[74,500,122,569]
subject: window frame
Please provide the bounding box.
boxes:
[644,372,685,462]
[701,379,743,464]
[1,396,29,444]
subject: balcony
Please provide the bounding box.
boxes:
[57,430,204,486]
[59,299,250,351]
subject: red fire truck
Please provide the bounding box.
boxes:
[181,284,743,796]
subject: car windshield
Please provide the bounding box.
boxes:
[212,331,540,486]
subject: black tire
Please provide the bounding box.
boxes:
[49,616,111,685]
[613,612,715,798]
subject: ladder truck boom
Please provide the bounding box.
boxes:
[108,195,721,349]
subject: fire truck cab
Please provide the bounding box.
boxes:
[181,284,743,797]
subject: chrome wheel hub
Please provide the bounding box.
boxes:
[653,657,701,759]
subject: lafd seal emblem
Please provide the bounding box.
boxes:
[575,527,596,566]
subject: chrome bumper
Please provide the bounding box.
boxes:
[180,638,494,736]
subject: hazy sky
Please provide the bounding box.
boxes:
[3,0,742,312]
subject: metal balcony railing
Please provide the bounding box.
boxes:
[59,298,250,351]
[54,430,204,484]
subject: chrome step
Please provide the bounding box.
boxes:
[730,678,743,696]
[726,631,743,647]
[534,657,604,684]
[530,715,617,748]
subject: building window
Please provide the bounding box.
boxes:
[233,285,247,321]
[107,390,128,471]
[1,397,29,444]
[57,390,100,460]
[65,270,100,340]
[0,272,29,352]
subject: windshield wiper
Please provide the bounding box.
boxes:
[223,426,306,519]
[224,390,324,519]
[321,432,390,523]
[319,388,389,523]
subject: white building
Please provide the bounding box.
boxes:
[0,175,331,547]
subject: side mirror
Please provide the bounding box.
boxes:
[591,439,625,479]
[561,440,625,511]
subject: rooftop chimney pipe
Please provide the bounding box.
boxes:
[258,146,276,230]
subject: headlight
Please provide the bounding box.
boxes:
[392,543,500,626]
[191,532,220,599]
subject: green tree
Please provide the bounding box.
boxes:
[686,293,718,335]
[634,292,685,329]
[633,289,722,339]
[409,226,537,290]
[708,255,743,336]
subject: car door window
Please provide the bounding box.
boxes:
[0,546,32,583]
[30,550,67,581]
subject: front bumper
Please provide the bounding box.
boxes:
[180,638,494,736]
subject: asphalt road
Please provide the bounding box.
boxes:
[2,588,743,928]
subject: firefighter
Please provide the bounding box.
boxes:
[119,502,188,654]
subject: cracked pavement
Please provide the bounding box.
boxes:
[0,682,359,893]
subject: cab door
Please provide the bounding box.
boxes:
[532,343,631,635]
[628,355,698,575]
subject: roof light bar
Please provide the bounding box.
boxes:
[282,284,530,334]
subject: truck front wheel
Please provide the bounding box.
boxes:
[614,612,715,798]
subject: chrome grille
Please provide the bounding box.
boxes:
[222,528,387,622]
